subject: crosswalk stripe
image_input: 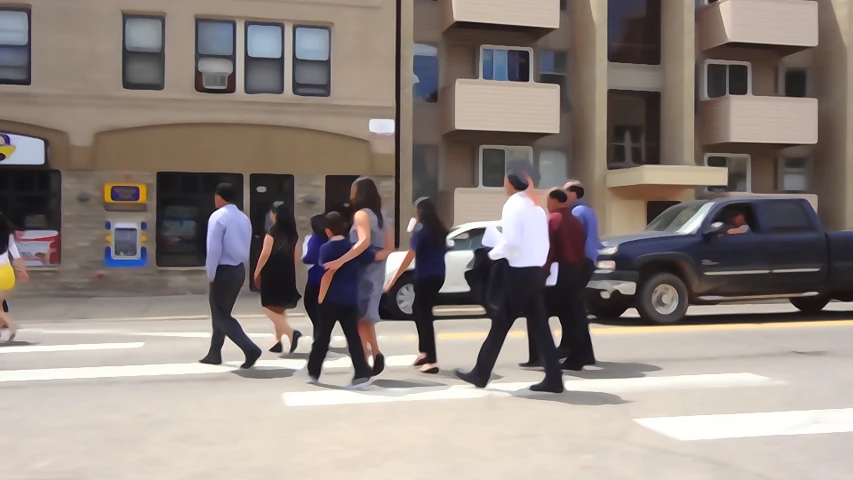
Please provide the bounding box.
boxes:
[0,342,145,354]
[281,373,783,407]
[0,354,418,384]
[634,408,853,441]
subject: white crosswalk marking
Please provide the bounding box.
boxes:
[635,408,853,441]
[0,342,145,354]
[281,373,783,407]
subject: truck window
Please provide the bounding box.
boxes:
[759,202,815,233]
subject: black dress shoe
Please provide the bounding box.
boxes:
[372,353,386,376]
[519,360,543,368]
[454,368,488,388]
[241,348,262,369]
[529,378,565,393]
[289,331,303,354]
[199,356,222,365]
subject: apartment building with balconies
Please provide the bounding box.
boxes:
[399,0,848,238]
[0,0,396,296]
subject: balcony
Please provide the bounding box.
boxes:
[699,95,818,146]
[440,0,559,40]
[698,0,818,55]
[606,165,729,198]
[441,79,560,140]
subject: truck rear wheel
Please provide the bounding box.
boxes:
[790,296,830,314]
[636,273,689,325]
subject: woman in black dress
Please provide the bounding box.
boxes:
[253,202,303,354]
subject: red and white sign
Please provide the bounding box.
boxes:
[13,230,61,267]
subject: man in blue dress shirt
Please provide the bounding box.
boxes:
[199,183,262,369]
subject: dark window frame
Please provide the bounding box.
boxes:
[757,201,816,234]
[292,25,332,97]
[607,0,661,65]
[122,13,166,91]
[413,42,439,103]
[0,7,32,86]
[783,68,808,98]
[0,167,62,232]
[244,21,285,95]
[155,172,244,267]
[480,46,532,83]
[194,18,237,94]
[607,90,661,170]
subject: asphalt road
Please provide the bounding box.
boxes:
[2,307,853,480]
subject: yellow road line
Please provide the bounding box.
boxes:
[413,319,853,341]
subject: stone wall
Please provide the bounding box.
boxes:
[19,172,396,298]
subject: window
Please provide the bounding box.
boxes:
[478,146,533,188]
[759,201,814,233]
[607,90,661,169]
[245,22,284,94]
[607,0,661,65]
[122,15,165,91]
[0,169,62,267]
[293,26,331,97]
[413,43,438,103]
[480,46,531,82]
[539,50,569,106]
[783,68,807,98]
[155,172,243,267]
[777,157,809,193]
[646,201,680,225]
[538,150,568,189]
[0,8,31,85]
[705,154,750,193]
[704,61,750,99]
[413,144,439,202]
[449,228,485,251]
[195,19,236,93]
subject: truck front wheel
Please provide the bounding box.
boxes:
[636,273,689,325]
[586,296,630,320]
[790,296,830,314]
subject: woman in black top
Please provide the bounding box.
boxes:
[254,202,303,354]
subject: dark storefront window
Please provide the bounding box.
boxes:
[607,0,661,65]
[324,175,358,213]
[155,172,243,267]
[0,169,62,267]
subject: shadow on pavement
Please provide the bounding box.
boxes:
[231,368,296,380]
[0,340,35,347]
[564,361,662,380]
[372,379,446,389]
[521,390,627,406]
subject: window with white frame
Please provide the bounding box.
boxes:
[480,46,531,82]
[705,154,750,192]
[479,146,533,188]
[610,125,645,167]
[293,26,331,97]
[777,157,808,192]
[0,8,31,85]
[195,19,236,93]
[123,15,165,91]
[245,22,284,94]
[704,61,750,99]
[538,150,569,189]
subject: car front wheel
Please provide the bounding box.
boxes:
[790,296,830,314]
[636,272,689,325]
[382,274,415,320]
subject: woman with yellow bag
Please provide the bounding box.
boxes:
[0,211,28,343]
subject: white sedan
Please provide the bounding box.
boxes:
[381,221,498,319]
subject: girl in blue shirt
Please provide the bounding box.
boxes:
[301,214,328,331]
[386,197,449,374]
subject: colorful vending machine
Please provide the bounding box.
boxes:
[103,183,149,268]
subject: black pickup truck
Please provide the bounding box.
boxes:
[586,197,853,325]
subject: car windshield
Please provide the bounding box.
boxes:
[646,201,713,234]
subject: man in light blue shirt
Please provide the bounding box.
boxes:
[199,183,261,369]
[564,180,602,272]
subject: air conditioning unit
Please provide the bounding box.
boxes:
[202,73,228,90]
[197,57,234,90]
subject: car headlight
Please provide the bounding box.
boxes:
[596,260,616,270]
[599,245,618,255]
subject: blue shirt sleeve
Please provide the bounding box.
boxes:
[318,242,332,266]
[205,215,224,280]
[410,227,422,252]
[302,234,322,265]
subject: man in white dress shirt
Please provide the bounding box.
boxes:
[454,171,564,393]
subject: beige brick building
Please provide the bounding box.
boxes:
[0,0,847,296]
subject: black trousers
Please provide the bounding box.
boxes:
[2,300,7,313]
[529,262,596,364]
[413,276,443,363]
[473,265,562,382]
[206,264,259,358]
[303,282,320,329]
[307,301,371,379]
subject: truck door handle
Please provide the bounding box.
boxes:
[701,259,719,266]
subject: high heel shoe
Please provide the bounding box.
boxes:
[289,331,303,354]
[418,363,439,375]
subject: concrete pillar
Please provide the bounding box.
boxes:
[661,0,696,167]
[399,0,415,246]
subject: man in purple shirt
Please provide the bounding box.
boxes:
[199,183,262,369]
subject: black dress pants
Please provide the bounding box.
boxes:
[206,264,259,358]
[529,262,594,364]
[472,265,562,382]
[413,276,444,363]
[303,281,320,329]
[307,301,372,379]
